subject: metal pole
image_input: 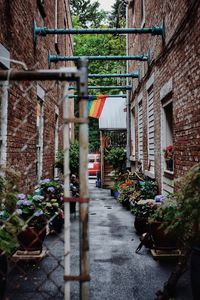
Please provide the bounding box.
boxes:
[34,20,165,38]
[69,85,133,90]
[87,85,132,90]
[49,54,149,63]
[63,82,71,300]
[68,94,127,98]
[88,71,139,79]
[0,68,81,81]
[77,58,89,300]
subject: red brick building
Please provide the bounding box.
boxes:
[127,0,200,194]
[0,1,73,192]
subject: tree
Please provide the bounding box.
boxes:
[109,0,127,28]
[70,0,107,27]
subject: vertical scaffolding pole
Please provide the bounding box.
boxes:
[77,58,89,299]
[63,82,71,300]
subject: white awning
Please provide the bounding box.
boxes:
[99,97,127,130]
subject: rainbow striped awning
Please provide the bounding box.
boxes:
[88,95,107,119]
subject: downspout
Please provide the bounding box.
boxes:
[126,1,131,168]
[55,0,60,53]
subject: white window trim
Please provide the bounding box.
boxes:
[54,106,59,178]
[0,44,10,169]
[137,96,143,166]
[160,79,174,194]
[36,84,45,182]
[130,105,136,159]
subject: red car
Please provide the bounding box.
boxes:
[88,154,100,177]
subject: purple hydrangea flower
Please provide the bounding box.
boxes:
[33,195,44,202]
[16,208,23,215]
[0,211,5,217]
[47,187,55,193]
[41,179,50,183]
[18,193,26,200]
[17,199,32,206]
[34,210,44,217]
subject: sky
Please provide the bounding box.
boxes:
[91,0,116,12]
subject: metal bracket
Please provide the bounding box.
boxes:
[64,275,90,282]
[64,197,90,203]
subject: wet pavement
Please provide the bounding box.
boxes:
[5,180,192,299]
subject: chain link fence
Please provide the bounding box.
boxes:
[0,62,89,300]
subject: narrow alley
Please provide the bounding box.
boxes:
[4,180,193,300]
[70,180,192,300]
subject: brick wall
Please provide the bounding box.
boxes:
[128,0,200,191]
[0,0,73,192]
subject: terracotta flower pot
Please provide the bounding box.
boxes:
[18,224,46,252]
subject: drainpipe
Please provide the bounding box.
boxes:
[54,0,60,53]
[126,1,131,168]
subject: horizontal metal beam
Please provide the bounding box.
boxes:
[48,53,149,64]
[69,85,132,90]
[68,94,127,99]
[34,21,165,40]
[0,68,81,81]
[88,71,139,79]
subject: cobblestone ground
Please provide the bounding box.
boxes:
[5,181,192,300]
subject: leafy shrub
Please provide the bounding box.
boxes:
[105,147,126,171]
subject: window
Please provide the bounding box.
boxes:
[36,85,45,182]
[138,100,143,163]
[130,107,136,158]
[141,0,145,27]
[147,87,155,173]
[54,108,59,178]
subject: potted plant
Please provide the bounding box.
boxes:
[155,163,200,300]
[16,194,48,252]
[0,166,23,298]
[132,200,157,235]
[163,145,174,171]
[104,147,126,172]
[148,196,178,250]
[36,179,64,232]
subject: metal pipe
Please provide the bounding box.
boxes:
[77,58,90,299]
[63,83,71,300]
[48,53,149,63]
[68,94,127,98]
[34,20,165,39]
[69,85,132,90]
[88,85,132,90]
[0,68,81,81]
[88,71,139,79]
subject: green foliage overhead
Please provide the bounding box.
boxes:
[55,141,80,176]
[70,0,126,152]
[109,0,126,27]
[70,0,108,27]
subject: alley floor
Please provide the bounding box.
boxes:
[5,180,192,300]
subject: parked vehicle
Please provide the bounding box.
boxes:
[88,154,100,177]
